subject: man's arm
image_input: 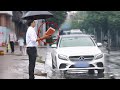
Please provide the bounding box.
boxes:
[35,33,51,42]
[39,34,51,41]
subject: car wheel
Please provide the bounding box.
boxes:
[97,73,104,78]
[54,57,58,69]
[52,57,56,69]
[88,69,95,74]
[63,70,70,79]
[98,69,104,74]
[59,70,69,79]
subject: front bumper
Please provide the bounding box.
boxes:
[60,67,104,73]
[57,57,104,74]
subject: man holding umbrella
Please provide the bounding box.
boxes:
[22,11,53,79]
[26,20,50,79]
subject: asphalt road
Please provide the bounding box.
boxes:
[45,47,120,79]
[0,46,120,79]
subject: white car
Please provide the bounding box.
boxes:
[51,34,104,76]
[70,29,83,34]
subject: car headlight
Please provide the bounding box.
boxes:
[58,54,68,60]
[95,53,103,60]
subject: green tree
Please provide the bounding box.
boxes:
[47,11,67,28]
[80,11,120,48]
[46,11,67,45]
[70,11,87,30]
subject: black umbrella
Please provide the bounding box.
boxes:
[21,11,53,20]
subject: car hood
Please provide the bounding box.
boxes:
[56,46,102,56]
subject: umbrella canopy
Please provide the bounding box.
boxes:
[21,11,53,20]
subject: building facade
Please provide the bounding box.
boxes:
[0,11,13,46]
[0,11,51,47]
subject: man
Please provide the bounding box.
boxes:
[26,20,50,79]
[9,31,17,53]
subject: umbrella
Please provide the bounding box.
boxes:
[21,11,53,20]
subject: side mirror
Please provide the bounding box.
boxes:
[97,43,102,47]
[51,44,57,48]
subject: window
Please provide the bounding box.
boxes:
[59,36,95,47]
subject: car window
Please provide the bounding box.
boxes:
[59,36,95,47]
[70,32,82,34]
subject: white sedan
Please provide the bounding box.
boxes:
[51,34,104,75]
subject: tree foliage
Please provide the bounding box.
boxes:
[81,11,120,34]
[70,11,120,46]
[70,11,87,29]
[47,11,67,28]
[46,11,67,44]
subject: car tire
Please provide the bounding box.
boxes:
[52,57,56,69]
[88,69,95,74]
[98,69,104,74]
[54,57,58,69]
[59,70,69,79]
[63,70,67,78]
[97,73,104,78]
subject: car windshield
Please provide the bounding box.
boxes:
[70,32,82,34]
[59,36,95,47]
[70,30,82,34]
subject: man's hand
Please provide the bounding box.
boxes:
[36,38,41,42]
[36,34,52,42]
[36,37,44,42]
[40,35,51,40]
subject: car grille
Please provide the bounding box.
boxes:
[69,56,94,61]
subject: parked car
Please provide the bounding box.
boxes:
[70,29,82,34]
[63,30,70,35]
[51,34,104,77]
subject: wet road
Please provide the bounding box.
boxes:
[45,47,120,79]
[105,54,120,79]
[0,46,120,79]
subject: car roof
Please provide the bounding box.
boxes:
[70,29,81,31]
[70,29,82,33]
[60,34,91,38]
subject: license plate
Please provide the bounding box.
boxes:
[74,61,89,68]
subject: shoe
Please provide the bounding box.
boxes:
[11,52,14,54]
[29,76,35,79]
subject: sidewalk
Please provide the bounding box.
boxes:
[0,46,50,79]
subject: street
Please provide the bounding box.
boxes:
[0,46,120,79]
[0,46,49,79]
[45,47,119,79]
[1,11,120,79]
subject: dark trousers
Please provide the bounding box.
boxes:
[10,41,14,53]
[27,47,37,79]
